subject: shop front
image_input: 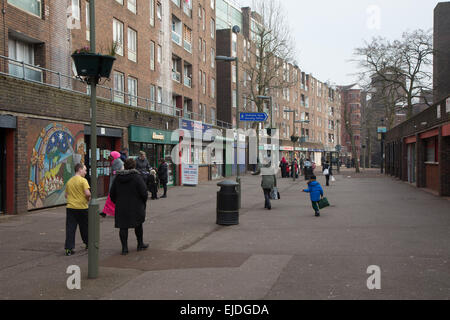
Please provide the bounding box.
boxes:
[128,125,178,187]
[84,126,123,198]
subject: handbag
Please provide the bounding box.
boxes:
[318,197,330,209]
[102,194,115,217]
[270,187,279,200]
[331,175,336,182]
[323,168,329,175]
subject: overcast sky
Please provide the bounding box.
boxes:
[238,0,441,86]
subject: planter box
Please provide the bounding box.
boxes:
[71,53,116,78]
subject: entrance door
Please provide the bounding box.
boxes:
[407,143,416,183]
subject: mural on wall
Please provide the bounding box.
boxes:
[28,122,85,210]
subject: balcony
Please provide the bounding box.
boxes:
[172,70,181,82]
[183,40,192,53]
[184,76,192,88]
[172,31,181,46]
[9,62,42,82]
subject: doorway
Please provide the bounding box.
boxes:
[407,143,416,183]
[0,130,5,214]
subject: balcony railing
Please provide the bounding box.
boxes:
[184,76,192,88]
[172,70,181,82]
[0,54,232,129]
[172,31,181,46]
[183,40,192,53]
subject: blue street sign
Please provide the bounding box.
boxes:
[239,112,268,122]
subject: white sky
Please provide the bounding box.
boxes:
[238,0,441,86]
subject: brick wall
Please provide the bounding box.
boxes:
[434,2,450,103]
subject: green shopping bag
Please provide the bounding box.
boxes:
[318,197,330,209]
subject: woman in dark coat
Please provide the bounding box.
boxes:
[279,157,288,178]
[110,158,149,255]
[158,158,168,198]
[322,161,333,186]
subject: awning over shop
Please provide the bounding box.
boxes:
[129,125,179,144]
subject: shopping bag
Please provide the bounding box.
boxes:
[323,168,329,175]
[102,194,115,217]
[331,175,336,182]
[270,187,279,200]
[318,197,330,209]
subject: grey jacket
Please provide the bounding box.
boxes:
[261,174,277,189]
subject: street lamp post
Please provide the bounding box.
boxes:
[216,26,241,208]
[295,119,310,179]
[88,0,99,279]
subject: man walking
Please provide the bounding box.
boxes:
[158,158,168,198]
[65,163,91,256]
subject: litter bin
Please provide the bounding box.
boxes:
[216,180,239,225]
[304,166,314,180]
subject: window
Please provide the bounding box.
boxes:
[211,108,216,125]
[203,40,206,62]
[115,0,123,4]
[172,16,182,46]
[232,65,236,83]
[172,0,180,7]
[150,0,155,26]
[202,8,206,30]
[210,0,215,10]
[426,137,438,163]
[232,90,237,108]
[128,77,138,106]
[150,41,155,70]
[128,28,137,62]
[8,38,42,82]
[202,72,206,94]
[157,2,162,20]
[114,71,125,103]
[113,19,124,56]
[231,32,237,57]
[211,48,215,68]
[8,0,42,17]
[86,1,90,40]
[127,0,136,13]
[198,104,203,121]
[157,87,162,104]
[183,25,192,53]
[150,85,156,110]
[210,19,215,39]
[211,78,215,98]
[157,45,162,64]
[71,0,80,20]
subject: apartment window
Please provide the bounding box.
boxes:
[150,85,156,110]
[210,19,215,39]
[198,4,202,18]
[231,32,237,57]
[113,19,124,56]
[199,38,202,53]
[243,40,247,62]
[202,8,206,30]
[71,0,80,20]
[243,71,247,87]
[8,0,42,17]
[183,25,192,53]
[127,0,136,13]
[115,0,123,4]
[198,104,203,122]
[172,0,180,7]
[8,38,42,82]
[157,87,163,104]
[128,77,138,106]
[211,48,215,68]
[172,16,182,46]
[232,90,237,108]
[199,70,202,88]
[150,0,155,26]
[232,65,236,83]
[150,41,155,70]
[128,28,137,62]
[202,72,206,94]
[203,40,206,62]
[211,108,216,125]
[157,45,162,64]
[211,0,215,10]
[114,71,125,103]
[86,1,90,40]
[211,78,215,98]
[157,2,162,20]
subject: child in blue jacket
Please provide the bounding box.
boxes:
[302,175,324,217]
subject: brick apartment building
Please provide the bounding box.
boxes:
[216,0,341,170]
[384,2,450,197]
[0,0,221,214]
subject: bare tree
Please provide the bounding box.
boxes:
[342,100,360,173]
[354,29,433,119]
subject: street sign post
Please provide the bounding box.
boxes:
[239,112,268,122]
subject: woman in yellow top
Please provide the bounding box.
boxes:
[64,163,91,256]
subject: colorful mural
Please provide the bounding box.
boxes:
[28,122,85,210]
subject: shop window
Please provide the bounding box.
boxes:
[425,137,438,163]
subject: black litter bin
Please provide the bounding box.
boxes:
[216,180,239,225]
[304,167,314,180]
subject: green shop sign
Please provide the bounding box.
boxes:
[129,125,179,145]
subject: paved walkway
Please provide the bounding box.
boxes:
[0,170,449,299]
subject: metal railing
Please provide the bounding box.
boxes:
[0,54,232,129]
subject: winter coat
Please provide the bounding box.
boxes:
[158,162,168,184]
[261,174,277,189]
[136,158,150,173]
[109,158,124,192]
[303,181,324,202]
[110,169,148,229]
